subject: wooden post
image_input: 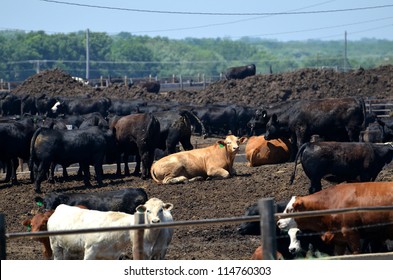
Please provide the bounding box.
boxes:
[124,76,127,87]
[133,206,146,260]
[258,198,277,260]
[0,214,6,260]
[180,75,183,90]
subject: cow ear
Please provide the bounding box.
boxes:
[217,140,226,146]
[321,232,335,243]
[239,137,248,144]
[163,203,173,211]
[22,219,31,227]
[292,199,304,211]
[272,114,278,123]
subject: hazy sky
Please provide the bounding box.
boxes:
[3,0,393,41]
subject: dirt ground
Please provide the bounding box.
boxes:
[2,134,393,260]
[2,65,393,260]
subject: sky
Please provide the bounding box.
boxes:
[2,0,393,41]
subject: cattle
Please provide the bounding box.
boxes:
[0,92,21,116]
[360,118,393,143]
[29,126,117,193]
[237,201,294,260]
[140,81,160,94]
[22,205,88,260]
[290,141,393,194]
[287,228,335,258]
[34,188,148,214]
[150,135,247,184]
[250,246,284,260]
[0,117,36,185]
[112,113,160,179]
[245,135,291,167]
[22,209,55,259]
[247,101,295,136]
[191,104,238,137]
[225,64,256,80]
[51,97,111,117]
[108,99,145,116]
[153,110,206,156]
[277,182,393,255]
[47,197,174,260]
[264,97,366,159]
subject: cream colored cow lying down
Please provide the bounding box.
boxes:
[47,198,174,260]
[151,135,247,184]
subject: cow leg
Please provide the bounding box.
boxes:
[179,137,193,151]
[34,161,50,193]
[123,153,130,176]
[93,163,104,187]
[164,176,189,184]
[342,228,361,254]
[206,168,230,180]
[81,163,92,187]
[10,158,19,185]
[2,159,12,183]
[308,178,322,194]
[132,153,141,177]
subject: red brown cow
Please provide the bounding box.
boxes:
[151,135,247,184]
[277,182,393,255]
[250,246,284,260]
[22,205,88,259]
[245,135,291,167]
[22,210,55,259]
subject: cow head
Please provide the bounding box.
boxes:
[264,114,291,140]
[217,135,248,154]
[247,109,269,134]
[277,196,298,230]
[137,197,173,225]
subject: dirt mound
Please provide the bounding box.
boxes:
[12,65,393,107]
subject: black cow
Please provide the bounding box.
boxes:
[264,97,366,159]
[0,117,36,185]
[52,97,111,117]
[225,64,256,80]
[247,101,296,135]
[140,81,160,94]
[153,110,206,156]
[237,201,294,260]
[35,94,59,117]
[35,187,148,214]
[290,141,393,194]
[191,104,238,137]
[360,118,393,143]
[0,92,21,116]
[108,99,145,116]
[29,126,117,193]
[112,113,160,179]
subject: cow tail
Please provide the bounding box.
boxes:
[358,97,367,130]
[289,142,308,185]
[29,127,42,175]
[180,110,207,138]
[150,163,160,183]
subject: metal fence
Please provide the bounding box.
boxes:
[1,198,393,260]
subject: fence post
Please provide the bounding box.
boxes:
[258,198,277,260]
[133,206,146,260]
[0,214,6,260]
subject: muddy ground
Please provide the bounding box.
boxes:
[2,134,393,260]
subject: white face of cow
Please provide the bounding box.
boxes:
[288,228,302,254]
[141,198,173,224]
[51,101,61,113]
[277,196,298,230]
[222,135,247,154]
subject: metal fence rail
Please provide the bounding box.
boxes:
[1,200,393,260]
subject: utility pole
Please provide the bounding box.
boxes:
[86,28,90,81]
[344,31,348,72]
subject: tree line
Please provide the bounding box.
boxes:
[0,30,392,82]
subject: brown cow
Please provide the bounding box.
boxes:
[22,210,54,259]
[251,245,284,260]
[277,182,393,255]
[22,205,88,259]
[245,135,291,167]
[150,135,247,184]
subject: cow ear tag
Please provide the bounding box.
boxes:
[36,201,43,207]
[219,143,224,148]
[26,225,31,232]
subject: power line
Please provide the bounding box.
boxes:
[41,0,393,16]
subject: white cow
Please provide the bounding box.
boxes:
[47,197,174,260]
